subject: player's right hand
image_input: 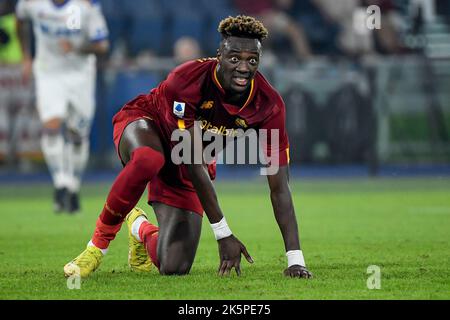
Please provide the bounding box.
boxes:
[59,39,74,53]
[217,235,253,276]
[283,265,313,279]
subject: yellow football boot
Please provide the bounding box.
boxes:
[64,245,103,278]
[126,207,152,272]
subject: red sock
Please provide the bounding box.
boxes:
[92,146,164,249]
[92,219,121,249]
[139,221,160,269]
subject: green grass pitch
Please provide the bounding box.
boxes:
[0,177,449,299]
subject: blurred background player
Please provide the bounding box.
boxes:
[15,0,109,213]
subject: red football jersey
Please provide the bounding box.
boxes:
[118,58,289,190]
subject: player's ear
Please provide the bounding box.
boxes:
[217,39,225,60]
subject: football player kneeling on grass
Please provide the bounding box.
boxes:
[64,15,312,279]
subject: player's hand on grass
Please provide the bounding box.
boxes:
[217,235,253,276]
[284,265,313,279]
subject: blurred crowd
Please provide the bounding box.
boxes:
[1,0,450,67]
[98,0,450,66]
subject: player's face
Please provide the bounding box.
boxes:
[217,37,261,94]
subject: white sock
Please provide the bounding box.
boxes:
[41,132,70,189]
[131,216,147,242]
[66,138,89,193]
[87,240,108,255]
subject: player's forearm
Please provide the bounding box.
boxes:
[270,189,301,251]
[78,40,109,56]
[187,164,224,224]
[16,19,32,60]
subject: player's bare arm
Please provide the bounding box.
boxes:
[59,39,109,55]
[186,124,253,276]
[15,18,32,82]
[267,166,313,278]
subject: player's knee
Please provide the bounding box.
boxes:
[129,146,165,179]
[65,128,83,147]
[42,127,61,137]
[43,118,63,132]
[159,261,192,276]
[42,120,63,137]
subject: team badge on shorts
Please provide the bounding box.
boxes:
[173,101,185,118]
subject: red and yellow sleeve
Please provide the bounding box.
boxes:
[259,102,290,167]
[164,68,202,130]
[260,99,289,166]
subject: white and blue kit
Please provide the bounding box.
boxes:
[16,0,108,133]
[16,0,109,200]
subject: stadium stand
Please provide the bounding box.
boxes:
[3,0,450,174]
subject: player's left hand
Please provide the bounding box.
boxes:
[217,235,253,276]
[283,265,313,279]
[59,39,74,53]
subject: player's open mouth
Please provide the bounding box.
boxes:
[233,77,249,87]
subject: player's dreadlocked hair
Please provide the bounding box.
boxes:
[218,15,268,41]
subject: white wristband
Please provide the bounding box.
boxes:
[210,217,233,240]
[286,250,305,267]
